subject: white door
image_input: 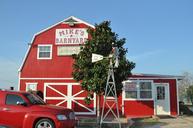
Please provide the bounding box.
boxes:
[155,83,170,115]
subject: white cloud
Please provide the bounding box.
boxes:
[0,57,19,90]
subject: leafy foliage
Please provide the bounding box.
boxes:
[187,85,193,105]
[179,72,193,102]
[72,21,135,103]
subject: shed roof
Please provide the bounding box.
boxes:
[129,73,183,80]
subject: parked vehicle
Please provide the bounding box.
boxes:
[0,90,76,128]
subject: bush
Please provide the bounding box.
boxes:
[179,101,193,115]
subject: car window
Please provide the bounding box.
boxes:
[6,94,25,105]
[23,93,45,105]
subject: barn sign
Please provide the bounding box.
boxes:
[55,28,88,44]
[57,46,81,56]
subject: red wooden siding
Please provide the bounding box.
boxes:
[21,23,90,78]
[124,100,154,117]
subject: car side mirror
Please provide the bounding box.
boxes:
[16,101,27,106]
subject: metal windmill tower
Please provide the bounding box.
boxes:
[92,44,121,128]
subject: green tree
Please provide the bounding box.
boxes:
[72,21,135,103]
[187,85,193,105]
[179,72,193,102]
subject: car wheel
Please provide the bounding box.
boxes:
[35,118,55,128]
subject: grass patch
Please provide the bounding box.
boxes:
[130,117,161,128]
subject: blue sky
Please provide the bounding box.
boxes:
[0,0,193,89]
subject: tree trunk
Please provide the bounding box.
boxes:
[97,95,100,127]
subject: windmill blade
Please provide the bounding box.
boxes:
[92,53,104,63]
[113,47,119,68]
[114,57,119,68]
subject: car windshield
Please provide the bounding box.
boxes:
[23,93,46,105]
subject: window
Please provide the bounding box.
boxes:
[157,86,165,100]
[23,93,45,105]
[140,82,152,99]
[37,45,52,59]
[125,82,137,98]
[124,80,153,100]
[6,94,24,105]
[26,83,37,91]
[57,46,80,56]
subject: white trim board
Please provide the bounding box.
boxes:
[26,82,38,91]
[20,77,74,80]
[122,80,154,101]
[128,77,183,80]
[176,79,179,115]
[44,82,96,115]
[37,44,53,60]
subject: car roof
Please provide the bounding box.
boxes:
[0,89,28,95]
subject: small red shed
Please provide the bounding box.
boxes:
[18,16,182,117]
[122,74,182,117]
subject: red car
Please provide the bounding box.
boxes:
[0,90,76,128]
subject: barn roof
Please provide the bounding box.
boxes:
[18,16,95,72]
[128,73,184,80]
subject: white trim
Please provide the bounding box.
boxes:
[18,16,95,72]
[176,79,179,115]
[46,97,86,100]
[36,16,95,36]
[45,82,80,85]
[154,83,171,115]
[128,77,183,80]
[122,87,125,115]
[44,83,46,101]
[26,82,38,91]
[44,82,96,115]
[75,112,96,115]
[56,99,67,106]
[46,84,67,98]
[132,73,183,78]
[20,77,74,80]
[37,44,53,60]
[18,43,32,71]
[67,84,72,108]
[123,99,154,101]
[123,80,154,100]
[18,71,21,91]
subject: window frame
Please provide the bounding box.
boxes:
[139,81,152,99]
[124,81,138,99]
[37,44,52,60]
[26,82,38,91]
[123,80,153,101]
[5,94,25,105]
[57,46,81,56]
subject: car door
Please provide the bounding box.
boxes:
[3,93,29,128]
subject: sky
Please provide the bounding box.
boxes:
[0,0,193,89]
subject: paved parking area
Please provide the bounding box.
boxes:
[146,116,193,128]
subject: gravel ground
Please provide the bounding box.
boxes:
[145,116,193,128]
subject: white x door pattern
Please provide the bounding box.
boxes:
[44,83,96,115]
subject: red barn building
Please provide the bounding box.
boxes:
[18,16,182,117]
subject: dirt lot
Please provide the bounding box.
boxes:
[77,116,193,128]
[131,116,193,128]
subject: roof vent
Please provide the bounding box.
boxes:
[65,18,77,27]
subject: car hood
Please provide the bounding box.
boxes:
[30,104,73,114]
